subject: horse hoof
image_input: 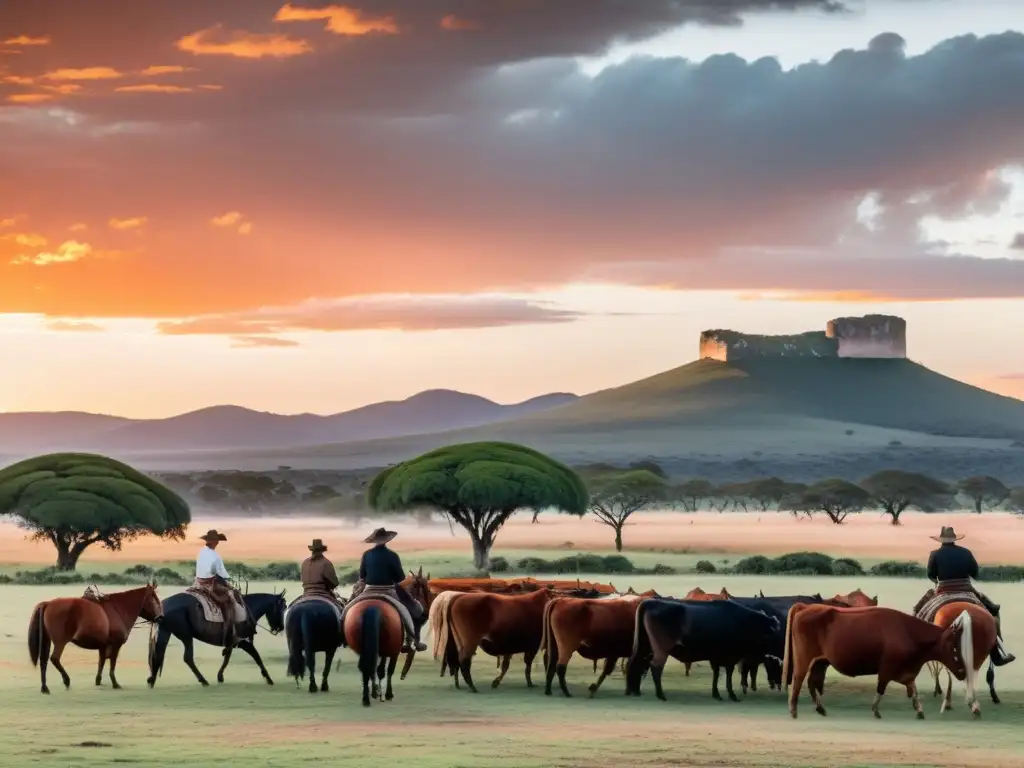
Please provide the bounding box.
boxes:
[265,678,274,685]
[789,711,797,719]
[815,706,827,717]
[112,683,121,690]
[40,687,50,695]
[873,711,881,720]
[972,709,981,719]
[656,693,667,702]
[217,677,224,684]
[991,694,1001,705]
[147,679,155,689]
[729,695,740,702]
[491,679,501,689]
[362,699,370,707]
[385,693,394,701]
[200,680,209,687]
[916,711,925,720]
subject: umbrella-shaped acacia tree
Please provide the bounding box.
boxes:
[368,441,588,570]
[0,453,191,570]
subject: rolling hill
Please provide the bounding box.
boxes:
[100,358,1024,483]
[0,389,578,454]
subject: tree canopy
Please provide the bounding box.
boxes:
[586,469,667,551]
[0,453,191,570]
[369,441,588,569]
[793,478,871,524]
[860,470,951,525]
[956,476,1010,514]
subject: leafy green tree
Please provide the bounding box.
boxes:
[795,479,871,524]
[721,477,793,512]
[586,469,666,551]
[956,476,1010,514]
[860,470,951,526]
[0,453,191,570]
[672,479,716,512]
[368,442,588,569]
[1008,487,1024,514]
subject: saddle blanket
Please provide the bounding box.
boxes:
[915,590,983,624]
[286,593,346,625]
[341,587,414,636]
[185,585,248,624]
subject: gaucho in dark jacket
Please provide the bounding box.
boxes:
[913,526,1014,666]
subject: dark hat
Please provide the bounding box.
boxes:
[308,538,328,553]
[930,526,964,543]
[364,527,397,545]
[199,529,227,543]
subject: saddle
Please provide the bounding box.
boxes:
[341,585,415,637]
[185,582,249,624]
[287,592,347,624]
[82,585,108,603]
[915,589,984,624]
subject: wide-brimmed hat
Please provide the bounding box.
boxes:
[364,527,397,545]
[308,538,328,553]
[931,526,964,543]
[199,529,227,543]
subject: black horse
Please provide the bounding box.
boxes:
[147,589,287,688]
[286,597,347,693]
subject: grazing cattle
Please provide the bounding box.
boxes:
[782,603,970,719]
[680,587,731,676]
[434,587,556,693]
[833,588,878,607]
[926,602,998,717]
[541,595,643,697]
[626,598,783,701]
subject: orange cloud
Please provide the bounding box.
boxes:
[68,223,88,233]
[440,14,481,32]
[177,25,312,59]
[198,84,223,91]
[45,319,104,332]
[44,83,82,95]
[274,3,399,35]
[5,233,48,248]
[237,222,253,236]
[108,216,147,230]
[10,240,92,267]
[0,216,25,228]
[115,84,194,94]
[3,75,35,86]
[758,290,953,303]
[231,335,300,349]
[3,35,50,47]
[43,67,123,81]
[210,211,252,234]
[141,65,195,76]
[5,92,51,104]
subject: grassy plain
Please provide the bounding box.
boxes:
[4,570,1024,768]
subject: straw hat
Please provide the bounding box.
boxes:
[364,527,397,545]
[930,526,964,543]
[199,529,227,543]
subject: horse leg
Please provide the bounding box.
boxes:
[49,640,72,690]
[711,663,722,700]
[321,645,337,693]
[108,645,123,690]
[216,647,233,684]
[182,636,209,686]
[524,650,538,688]
[906,680,924,720]
[929,661,942,697]
[491,654,511,689]
[361,666,371,707]
[399,650,415,681]
[725,663,740,702]
[589,657,616,697]
[684,661,692,676]
[987,661,1000,705]
[235,639,274,685]
[871,678,890,719]
[808,660,829,716]
[305,630,319,694]
[147,623,172,689]
[95,648,107,686]
[385,655,398,701]
[750,661,759,692]
[375,657,385,700]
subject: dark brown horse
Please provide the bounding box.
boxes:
[343,597,403,707]
[396,568,434,680]
[28,582,163,694]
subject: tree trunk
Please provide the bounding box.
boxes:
[469,529,493,571]
[614,525,624,552]
[55,543,82,571]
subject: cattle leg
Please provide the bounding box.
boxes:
[725,663,740,702]
[929,661,942,697]
[787,659,809,719]
[524,649,538,688]
[589,657,616,697]
[987,661,1000,705]
[491,655,512,689]
[871,679,889,719]
[684,661,692,676]
[941,669,953,712]
[711,663,723,700]
[906,681,924,719]
[650,663,667,701]
[808,659,829,716]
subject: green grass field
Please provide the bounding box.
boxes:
[4,570,1024,767]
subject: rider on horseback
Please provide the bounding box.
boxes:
[352,527,428,653]
[194,529,241,647]
[913,526,1015,666]
[300,539,343,608]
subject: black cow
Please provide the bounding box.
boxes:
[625,598,783,701]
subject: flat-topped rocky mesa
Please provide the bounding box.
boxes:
[699,315,907,361]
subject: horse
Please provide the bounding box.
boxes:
[147,589,287,688]
[343,594,404,707]
[286,593,347,693]
[926,601,999,717]
[28,582,163,694]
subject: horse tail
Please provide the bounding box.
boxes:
[429,592,452,662]
[28,602,48,667]
[625,599,652,694]
[782,603,798,691]
[957,609,976,699]
[285,608,306,681]
[358,605,381,683]
[148,621,157,675]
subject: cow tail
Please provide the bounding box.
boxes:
[28,602,48,667]
[782,604,796,691]
[626,599,651,694]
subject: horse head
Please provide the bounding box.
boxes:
[407,567,432,610]
[140,582,164,624]
[265,591,287,634]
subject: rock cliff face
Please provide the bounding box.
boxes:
[826,314,907,358]
[699,315,907,361]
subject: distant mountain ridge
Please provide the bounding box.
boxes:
[0,389,580,453]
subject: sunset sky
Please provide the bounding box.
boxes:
[1,0,1023,417]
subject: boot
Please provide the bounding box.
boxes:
[990,616,1015,666]
[401,626,428,654]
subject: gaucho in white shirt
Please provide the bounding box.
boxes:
[193,529,238,646]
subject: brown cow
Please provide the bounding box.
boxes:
[832,588,878,607]
[435,587,555,693]
[783,603,970,719]
[541,595,643,697]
